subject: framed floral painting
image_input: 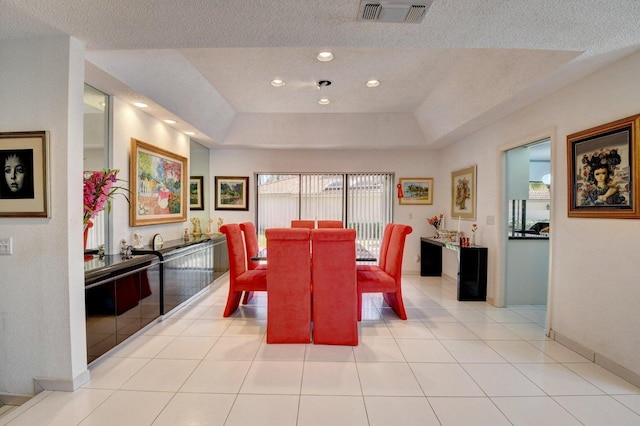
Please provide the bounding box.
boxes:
[451,165,476,220]
[130,138,188,226]
[567,114,640,218]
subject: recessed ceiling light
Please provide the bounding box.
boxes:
[317,51,333,62]
[133,102,148,108]
[318,98,330,105]
[366,80,381,88]
[185,131,196,136]
[270,79,285,87]
[164,119,177,124]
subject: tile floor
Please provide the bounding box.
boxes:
[2,274,640,425]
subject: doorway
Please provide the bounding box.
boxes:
[502,138,551,307]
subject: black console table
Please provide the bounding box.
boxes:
[420,237,488,301]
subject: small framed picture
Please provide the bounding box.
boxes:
[398,178,434,205]
[0,131,50,217]
[451,165,477,220]
[567,114,640,218]
[215,176,249,210]
[190,176,204,210]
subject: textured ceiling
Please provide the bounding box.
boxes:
[2,0,640,149]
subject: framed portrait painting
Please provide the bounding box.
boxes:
[190,176,204,210]
[215,176,249,210]
[130,138,188,226]
[0,131,50,217]
[567,114,640,218]
[451,165,476,220]
[398,178,434,205]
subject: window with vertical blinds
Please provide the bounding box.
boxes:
[256,172,394,257]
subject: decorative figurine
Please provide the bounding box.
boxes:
[206,218,213,236]
[191,217,202,236]
[217,217,224,233]
[133,230,144,249]
[98,244,105,260]
[120,239,133,259]
[184,228,190,241]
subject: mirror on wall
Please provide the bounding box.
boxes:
[83,84,110,250]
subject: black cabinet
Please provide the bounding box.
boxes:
[420,237,488,301]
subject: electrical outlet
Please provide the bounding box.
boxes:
[0,238,13,255]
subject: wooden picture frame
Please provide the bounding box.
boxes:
[0,131,50,217]
[451,165,477,220]
[567,114,640,218]
[130,138,188,226]
[398,177,434,205]
[215,176,249,210]
[189,176,204,210]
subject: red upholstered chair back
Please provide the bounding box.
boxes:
[317,220,343,228]
[265,228,312,343]
[311,228,358,345]
[220,223,248,279]
[377,223,396,270]
[239,222,262,270]
[384,224,413,281]
[291,220,315,229]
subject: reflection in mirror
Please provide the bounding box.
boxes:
[83,84,110,251]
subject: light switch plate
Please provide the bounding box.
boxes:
[0,237,13,255]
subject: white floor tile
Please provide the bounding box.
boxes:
[239,360,304,394]
[514,363,605,396]
[527,339,592,363]
[613,394,640,415]
[410,363,485,397]
[78,390,173,426]
[84,357,150,389]
[180,360,252,393]
[553,395,640,425]
[121,358,199,392]
[225,394,299,426]
[155,335,218,359]
[357,362,424,396]
[204,335,261,360]
[180,318,233,336]
[492,396,583,425]
[396,338,457,363]
[484,340,556,363]
[110,334,175,358]
[428,396,512,425]
[462,363,546,396]
[298,395,369,426]
[364,396,440,426]
[151,393,235,426]
[386,319,436,338]
[564,362,640,395]
[425,322,479,340]
[464,322,522,340]
[353,337,406,362]
[254,341,307,361]
[304,343,355,362]
[440,339,506,363]
[301,361,362,395]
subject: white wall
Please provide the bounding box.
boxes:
[440,50,640,379]
[210,148,444,273]
[0,37,87,395]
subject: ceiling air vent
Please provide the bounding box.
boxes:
[357,0,433,23]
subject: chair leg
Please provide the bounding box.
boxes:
[242,291,254,305]
[382,291,407,320]
[223,291,243,317]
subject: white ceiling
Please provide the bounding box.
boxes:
[2,0,640,149]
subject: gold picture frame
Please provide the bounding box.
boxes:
[130,138,188,226]
[567,114,640,219]
[398,177,434,205]
[451,165,477,220]
[0,131,50,217]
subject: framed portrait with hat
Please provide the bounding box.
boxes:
[567,114,640,218]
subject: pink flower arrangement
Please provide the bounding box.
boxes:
[428,213,444,230]
[83,169,128,228]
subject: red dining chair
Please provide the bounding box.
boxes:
[220,223,268,317]
[317,220,343,228]
[356,224,412,320]
[311,228,358,345]
[239,222,266,305]
[265,228,312,343]
[291,219,315,229]
[357,223,395,272]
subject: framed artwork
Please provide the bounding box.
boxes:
[0,131,50,217]
[567,114,640,218]
[130,138,188,226]
[189,176,204,210]
[451,165,476,220]
[215,176,249,210]
[398,177,434,205]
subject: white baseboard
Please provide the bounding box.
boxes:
[34,369,90,392]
